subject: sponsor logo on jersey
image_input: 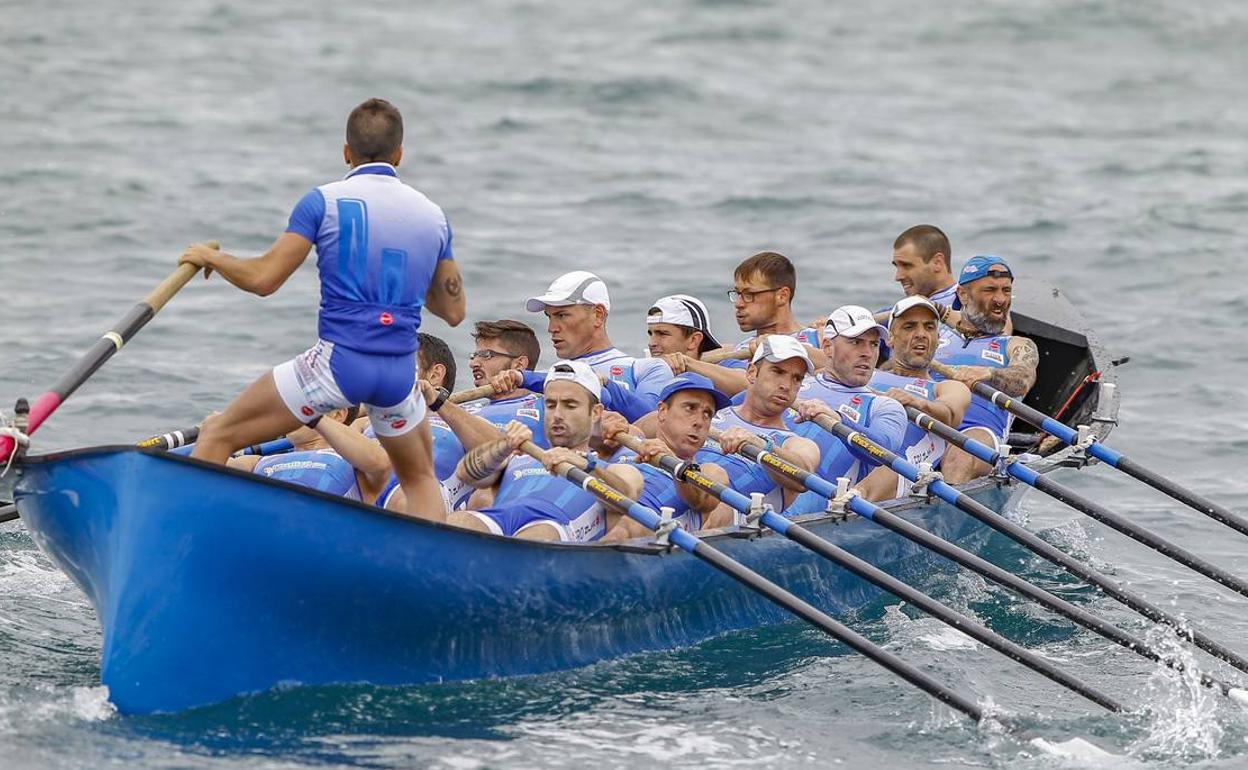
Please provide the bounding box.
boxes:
[517,407,541,420]
[610,366,624,377]
[379,312,394,326]
[981,349,1005,365]
[390,419,407,430]
[904,383,929,397]
[838,404,861,423]
[301,406,315,417]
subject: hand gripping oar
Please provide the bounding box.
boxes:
[934,363,1248,540]
[516,441,1107,753]
[906,407,1248,599]
[611,434,1122,712]
[0,246,216,465]
[805,414,1248,676]
[707,429,1248,704]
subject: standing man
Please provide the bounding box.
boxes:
[180,98,464,521]
[867,296,971,495]
[935,255,1039,483]
[524,270,674,421]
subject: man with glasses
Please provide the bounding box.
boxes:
[934,255,1038,483]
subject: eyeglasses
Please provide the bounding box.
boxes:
[727,287,781,303]
[469,349,520,361]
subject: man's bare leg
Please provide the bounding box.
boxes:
[193,372,303,464]
[377,420,446,523]
[515,522,564,542]
[940,427,996,485]
[446,510,492,532]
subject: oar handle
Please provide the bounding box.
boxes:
[701,347,752,364]
[1,247,216,464]
[448,383,499,404]
[136,425,201,451]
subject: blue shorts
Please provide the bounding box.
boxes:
[274,339,425,437]
[466,498,608,542]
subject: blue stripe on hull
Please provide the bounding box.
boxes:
[14,448,1011,715]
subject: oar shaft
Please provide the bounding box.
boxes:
[729,440,1243,698]
[967,380,1248,539]
[1,255,211,464]
[909,409,1248,600]
[616,433,1122,711]
[136,426,200,451]
[812,415,1248,676]
[517,440,990,724]
[0,504,16,525]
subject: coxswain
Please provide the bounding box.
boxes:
[447,361,644,542]
[180,98,464,521]
[866,296,971,496]
[522,271,673,421]
[934,255,1038,483]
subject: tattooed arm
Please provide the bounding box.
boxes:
[425,258,466,326]
[456,420,532,489]
[991,336,1040,397]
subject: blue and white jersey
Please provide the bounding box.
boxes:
[869,369,946,474]
[706,407,799,514]
[614,451,705,532]
[929,283,958,307]
[493,454,607,542]
[462,393,545,442]
[934,328,1013,440]
[286,163,453,356]
[720,327,820,370]
[578,347,674,421]
[253,448,362,501]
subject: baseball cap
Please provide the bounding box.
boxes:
[544,360,602,401]
[824,305,890,340]
[958,255,1013,286]
[889,295,940,328]
[647,294,721,353]
[658,372,731,412]
[526,271,612,313]
[750,334,816,374]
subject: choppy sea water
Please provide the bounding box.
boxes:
[3,0,1248,767]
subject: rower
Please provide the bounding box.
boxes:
[934,255,1039,484]
[447,361,643,542]
[709,335,822,519]
[611,373,736,536]
[523,271,674,421]
[180,98,464,522]
[782,305,907,510]
[463,319,543,424]
[229,407,364,500]
[646,294,720,358]
[866,296,971,496]
[891,224,958,307]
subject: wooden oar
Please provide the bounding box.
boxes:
[0,244,217,465]
[0,504,16,525]
[612,433,1123,712]
[804,413,1248,676]
[933,361,1248,542]
[707,428,1248,703]
[519,441,1111,755]
[446,348,753,405]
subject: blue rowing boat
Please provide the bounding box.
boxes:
[6,282,1119,715]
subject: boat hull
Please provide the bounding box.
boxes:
[14,448,1010,714]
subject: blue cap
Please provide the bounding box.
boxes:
[957,255,1013,286]
[658,373,731,412]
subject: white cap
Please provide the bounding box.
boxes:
[750,334,816,374]
[544,359,602,401]
[646,294,720,351]
[825,305,890,340]
[526,271,611,313]
[888,295,940,328]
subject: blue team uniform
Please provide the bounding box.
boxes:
[614,451,706,532]
[720,328,820,370]
[706,407,802,516]
[933,328,1014,444]
[275,162,453,435]
[869,370,947,496]
[521,348,674,421]
[469,454,608,541]
[253,449,362,501]
[781,373,906,515]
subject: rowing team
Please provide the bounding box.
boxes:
[210,240,1035,543]
[179,99,1037,543]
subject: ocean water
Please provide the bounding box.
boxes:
[3,0,1248,766]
